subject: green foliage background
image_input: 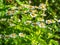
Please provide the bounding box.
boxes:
[0,0,60,45]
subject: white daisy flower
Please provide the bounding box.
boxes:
[19,33,25,37]
[32,22,39,26]
[39,3,47,11]
[46,20,52,24]
[9,33,16,38]
[38,23,46,28]
[30,13,37,18]
[7,11,14,15]
[29,6,35,9]
[30,10,37,13]
[34,6,38,9]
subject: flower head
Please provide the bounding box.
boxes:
[32,22,39,26]
[30,13,37,18]
[29,5,35,9]
[9,33,16,38]
[46,20,52,24]
[39,23,46,28]
[19,33,25,37]
[39,3,47,11]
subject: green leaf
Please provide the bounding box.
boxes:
[49,39,59,45]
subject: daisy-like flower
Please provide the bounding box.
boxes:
[32,22,38,26]
[24,20,32,25]
[29,10,37,13]
[46,20,52,24]
[30,13,37,18]
[34,6,38,9]
[41,13,46,16]
[6,10,14,15]
[19,33,25,37]
[38,23,46,28]
[9,33,16,38]
[39,3,47,11]
[31,10,37,13]
[29,5,35,9]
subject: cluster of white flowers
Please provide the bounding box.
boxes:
[24,18,60,28]
[0,33,25,39]
[6,7,19,16]
[19,33,25,37]
[46,19,56,24]
[31,22,46,28]
[39,3,47,11]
